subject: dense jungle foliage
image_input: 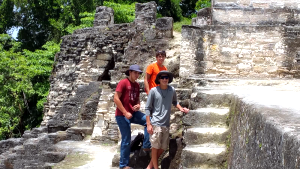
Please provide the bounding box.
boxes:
[0,0,211,140]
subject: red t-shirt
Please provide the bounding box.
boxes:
[115,78,140,116]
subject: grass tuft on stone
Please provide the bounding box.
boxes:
[173,17,193,32]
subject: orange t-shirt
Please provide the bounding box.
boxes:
[146,62,167,94]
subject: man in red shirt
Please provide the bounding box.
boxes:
[144,50,167,94]
[114,64,151,169]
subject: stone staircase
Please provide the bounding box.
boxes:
[112,79,233,169]
[180,80,231,169]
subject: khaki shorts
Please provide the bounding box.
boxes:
[150,126,170,150]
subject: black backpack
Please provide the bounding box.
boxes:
[130,132,144,152]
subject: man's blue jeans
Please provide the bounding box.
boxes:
[116,111,151,168]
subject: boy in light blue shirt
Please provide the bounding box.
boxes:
[145,70,189,169]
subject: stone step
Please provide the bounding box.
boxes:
[184,127,229,145]
[22,134,56,153]
[175,88,193,100]
[96,109,108,114]
[66,127,93,141]
[181,144,227,168]
[190,89,232,109]
[0,138,24,154]
[67,127,93,135]
[22,127,48,139]
[76,120,94,128]
[183,108,229,127]
[178,76,233,88]
[47,131,68,144]
[41,151,66,163]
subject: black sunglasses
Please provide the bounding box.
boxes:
[160,76,169,79]
[156,50,166,56]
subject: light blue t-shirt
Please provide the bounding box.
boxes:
[145,85,178,127]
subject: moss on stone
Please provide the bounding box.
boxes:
[52,152,92,169]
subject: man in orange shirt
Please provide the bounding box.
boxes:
[144,50,167,94]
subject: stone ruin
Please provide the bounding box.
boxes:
[42,1,176,143]
[183,0,300,79]
[180,0,300,168]
[0,1,180,169]
[1,0,300,169]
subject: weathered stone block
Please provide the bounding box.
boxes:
[94,6,114,27]
[97,53,113,60]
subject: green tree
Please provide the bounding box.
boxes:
[103,1,135,23]
[0,34,59,140]
[105,0,183,21]
[195,0,211,10]
[154,0,183,21]
[0,0,15,34]
[9,0,100,50]
[64,12,95,34]
[180,0,198,17]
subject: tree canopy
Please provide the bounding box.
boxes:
[0,34,59,139]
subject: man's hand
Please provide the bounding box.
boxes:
[147,124,153,135]
[180,107,189,114]
[132,104,140,112]
[124,112,133,119]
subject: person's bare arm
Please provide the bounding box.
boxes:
[173,89,189,114]
[145,89,153,135]
[176,104,189,114]
[113,91,132,119]
[144,73,151,94]
[146,115,153,135]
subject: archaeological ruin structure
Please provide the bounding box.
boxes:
[1,0,300,168]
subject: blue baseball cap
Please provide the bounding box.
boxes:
[125,64,143,76]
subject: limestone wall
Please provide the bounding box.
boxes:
[183,0,300,79]
[180,25,300,78]
[213,0,300,26]
[214,0,300,9]
[184,0,300,78]
[228,95,300,168]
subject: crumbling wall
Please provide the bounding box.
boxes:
[180,0,300,78]
[42,1,175,142]
[0,2,176,168]
[213,0,300,26]
[214,0,300,9]
[228,95,300,169]
[42,18,134,131]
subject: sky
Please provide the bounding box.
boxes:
[8,26,21,40]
